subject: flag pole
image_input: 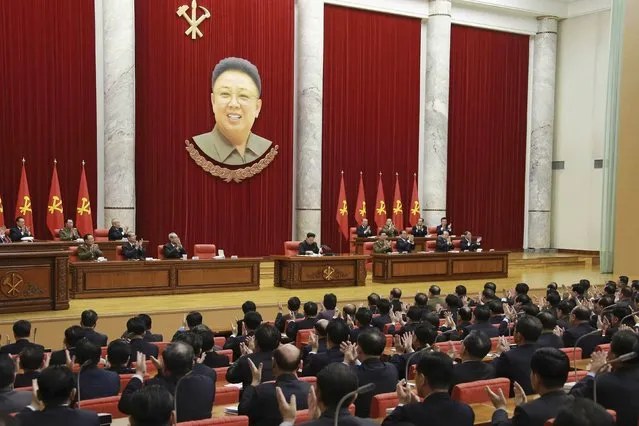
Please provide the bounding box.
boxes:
[339,170,343,255]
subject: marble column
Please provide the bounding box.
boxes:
[527,17,558,249]
[102,0,136,230]
[295,0,324,241]
[422,0,452,227]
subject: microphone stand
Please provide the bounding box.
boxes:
[333,383,375,426]
[593,352,637,405]
[619,310,639,325]
[573,329,602,373]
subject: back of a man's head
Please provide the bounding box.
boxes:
[316,363,359,409]
[162,342,194,376]
[482,288,496,301]
[377,299,391,315]
[76,338,101,365]
[127,316,146,336]
[417,352,453,391]
[406,306,423,323]
[557,300,574,316]
[463,331,491,359]
[192,325,215,352]
[80,309,98,327]
[414,292,428,307]
[303,301,318,317]
[515,283,529,295]
[314,319,329,337]
[521,304,540,317]
[530,348,569,390]
[242,301,257,314]
[422,312,439,329]
[37,366,76,407]
[0,356,16,389]
[473,305,491,323]
[488,300,504,315]
[323,293,337,310]
[610,330,639,363]
[515,294,532,306]
[484,282,497,292]
[172,330,202,356]
[287,297,301,311]
[244,311,263,331]
[572,306,591,322]
[64,325,87,348]
[273,344,301,373]
[515,315,543,343]
[342,304,356,319]
[355,308,372,326]
[326,319,350,346]
[128,385,174,426]
[459,307,473,322]
[12,320,31,339]
[455,285,467,297]
[108,339,132,367]
[553,397,614,426]
[137,313,153,331]
[429,285,441,296]
[390,288,402,299]
[185,311,203,329]
[413,324,437,347]
[20,345,44,371]
[357,328,386,357]
[255,324,281,352]
[537,311,557,330]
[367,293,380,307]
[546,291,560,307]
[571,283,585,296]
[445,294,461,309]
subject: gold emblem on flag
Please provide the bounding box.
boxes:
[410,201,419,216]
[177,0,211,40]
[376,201,386,216]
[77,197,91,216]
[19,196,32,215]
[393,200,403,215]
[48,196,63,214]
[339,200,348,216]
[359,201,366,217]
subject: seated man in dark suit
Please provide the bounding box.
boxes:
[239,344,311,426]
[9,216,32,242]
[121,233,146,260]
[466,305,500,338]
[553,398,615,426]
[488,347,572,426]
[389,288,402,313]
[163,232,187,259]
[80,309,108,347]
[105,339,134,375]
[193,325,229,368]
[367,293,380,314]
[356,218,374,237]
[317,293,338,321]
[74,339,120,401]
[390,324,437,381]
[302,320,348,377]
[14,345,45,388]
[138,313,163,342]
[394,306,425,337]
[227,324,281,389]
[460,231,481,251]
[275,297,304,333]
[570,330,639,426]
[492,315,543,396]
[371,299,393,332]
[125,316,159,360]
[0,355,32,413]
[17,366,100,426]
[395,230,415,253]
[50,326,87,366]
[171,310,203,341]
[383,352,474,426]
[302,320,328,363]
[411,217,428,237]
[107,219,127,241]
[350,308,374,343]
[435,231,454,252]
[285,301,319,341]
[127,385,175,426]
[435,217,453,236]
[488,300,506,325]
[225,311,262,361]
[562,306,602,358]
[343,328,399,417]
[450,330,495,390]
[119,342,216,423]
[536,311,564,349]
[0,320,44,355]
[298,232,320,255]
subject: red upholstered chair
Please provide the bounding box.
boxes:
[383,323,397,334]
[215,386,240,405]
[451,378,511,404]
[566,370,588,383]
[296,329,314,348]
[214,336,226,347]
[115,246,125,261]
[560,347,582,361]
[130,360,157,375]
[151,341,170,357]
[434,341,463,354]
[214,366,229,379]
[194,244,217,259]
[52,229,61,241]
[363,241,375,271]
[426,240,436,252]
[218,349,233,363]
[93,228,109,242]
[595,343,611,353]
[385,334,393,348]
[370,392,399,418]
[284,241,301,256]
[79,395,125,418]
[349,227,357,253]
[427,226,437,235]
[157,245,166,259]
[119,374,150,393]
[68,247,79,263]
[489,336,514,351]
[101,346,108,358]
[178,415,249,426]
[390,240,397,251]
[299,376,317,384]
[408,364,417,380]
[452,239,461,250]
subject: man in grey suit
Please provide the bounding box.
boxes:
[0,355,32,413]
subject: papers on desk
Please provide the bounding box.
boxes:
[224,383,243,389]
[224,405,239,415]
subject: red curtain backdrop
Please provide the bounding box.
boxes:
[447,25,529,250]
[135,0,294,257]
[0,0,97,236]
[321,5,421,251]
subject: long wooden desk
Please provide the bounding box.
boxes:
[272,255,368,289]
[70,258,261,299]
[0,240,145,261]
[371,251,509,283]
[354,236,482,254]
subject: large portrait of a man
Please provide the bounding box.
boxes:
[192,57,273,166]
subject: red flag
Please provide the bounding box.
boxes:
[15,162,34,236]
[392,173,404,230]
[75,162,93,236]
[46,161,64,238]
[354,172,367,225]
[409,173,421,225]
[335,172,349,240]
[0,194,5,228]
[374,173,387,228]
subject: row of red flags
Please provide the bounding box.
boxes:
[336,172,420,240]
[0,161,93,238]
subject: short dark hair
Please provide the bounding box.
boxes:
[76,338,101,365]
[572,283,585,296]
[0,356,16,388]
[162,342,194,376]
[572,306,591,321]
[416,352,453,389]
[611,306,632,325]
[455,285,467,296]
[423,312,440,329]
[37,366,76,406]
[19,345,44,371]
[323,293,337,310]
[484,282,497,292]
[547,282,558,291]
[326,320,350,346]
[445,294,461,309]
[620,287,633,298]
[172,331,202,356]
[515,315,542,342]
[377,299,391,315]
[128,385,174,426]
[619,275,629,285]
[355,308,372,326]
[303,301,318,316]
[12,320,31,338]
[242,301,257,313]
[515,294,531,306]
[83,233,93,240]
[603,284,616,296]
[254,324,281,352]
[127,316,146,335]
[314,320,328,337]
[107,339,131,367]
[342,304,356,319]
[186,311,203,328]
[15,216,24,223]
[429,285,441,296]
[557,300,574,316]
[316,363,358,408]
[306,232,316,238]
[80,309,98,327]
[579,279,591,290]
[515,283,529,294]
[414,292,428,307]
[440,217,447,222]
[273,345,301,372]
[537,311,557,330]
[413,324,437,347]
[192,325,215,352]
[390,288,402,299]
[482,288,496,300]
[463,331,491,359]
[553,397,614,426]
[473,305,491,322]
[530,347,569,388]
[212,57,262,95]
[610,330,639,362]
[367,293,380,306]
[406,306,423,322]
[521,304,540,317]
[137,313,153,330]
[244,311,263,330]
[357,328,386,356]
[287,297,301,311]
[64,325,87,348]
[459,307,472,322]
[488,300,504,314]
[546,291,560,307]
[597,296,614,309]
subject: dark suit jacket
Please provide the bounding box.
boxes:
[108,226,125,241]
[396,238,415,253]
[224,334,249,361]
[0,339,44,356]
[390,299,402,313]
[350,325,374,343]
[302,347,344,377]
[285,317,318,341]
[492,390,572,426]
[570,364,639,426]
[537,332,564,349]
[450,360,496,391]
[163,242,187,259]
[303,409,379,426]
[122,242,146,260]
[436,237,453,252]
[411,226,428,237]
[77,365,120,401]
[106,366,135,375]
[83,328,108,347]
[274,312,304,333]
[390,349,429,381]
[119,364,216,423]
[562,322,602,357]
[17,406,100,426]
[466,322,500,338]
[226,351,275,389]
[298,241,319,255]
[460,238,480,252]
[9,226,31,242]
[238,373,311,426]
[356,225,373,237]
[436,225,452,236]
[351,359,399,417]
[372,314,392,333]
[129,338,159,360]
[383,392,474,426]
[203,350,230,368]
[302,338,327,362]
[14,370,40,389]
[492,343,538,396]
[0,388,32,413]
[50,348,76,366]
[143,330,163,342]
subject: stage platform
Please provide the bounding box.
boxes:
[0,252,604,350]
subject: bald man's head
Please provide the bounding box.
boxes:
[273,344,301,373]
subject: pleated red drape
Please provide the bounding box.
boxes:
[0,0,97,236]
[447,25,529,250]
[135,0,294,256]
[321,5,421,251]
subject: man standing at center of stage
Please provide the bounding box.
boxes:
[357,218,373,237]
[298,232,320,255]
[373,232,392,254]
[108,219,128,241]
[163,232,187,259]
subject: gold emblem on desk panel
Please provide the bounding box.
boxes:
[1,272,24,298]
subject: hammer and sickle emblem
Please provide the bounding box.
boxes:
[339,200,348,216]
[410,201,420,216]
[19,196,32,215]
[77,197,91,216]
[376,201,386,216]
[323,266,335,281]
[1,272,23,298]
[393,200,403,215]
[358,201,366,217]
[48,195,63,214]
[177,0,211,40]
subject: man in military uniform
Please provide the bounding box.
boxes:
[373,232,392,254]
[380,218,399,237]
[58,219,81,241]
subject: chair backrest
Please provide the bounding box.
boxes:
[93,228,109,242]
[560,347,583,361]
[363,242,375,256]
[15,386,33,392]
[489,336,514,351]
[214,366,229,378]
[370,392,399,418]
[101,346,108,358]
[299,376,317,384]
[284,241,301,256]
[595,343,611,353]
[427,226,437,235]
[115,245,125,261]
[177,415,249,426]
[214,336,226,348]
[383,323,395,334]
[385,334,393,348]
[193,244,217,259]
[566,370,588,383]
[151,341,170,356]
[119,374,150,393]
[214,386,240,405]
[157,245,166,260]
[451,378,511,404]
[296,329,314,348]
[79,395,125,418]
[452,239,461,249]
[433,341,463,354]
[349,227,357,253]
[218,349,233,363]
[68,246,79,263]
[53,228,61,241]
[426,240,436,251]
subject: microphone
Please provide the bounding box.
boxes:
[76,360,92,408]
[593,352,637,405]
[333,383,375,426]
[33,328,37,343]
[405,346,430,382]
[573,329,602,372]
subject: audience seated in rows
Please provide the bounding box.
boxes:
[226,323,280,389]
[286,302,319,341]
[75,338,120,401]
[0,320,44,356]
[14,345,45,388]
[450,331,495,390]
[225,311,263,361]
[0,355,31,413]
[302,320,348,377]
